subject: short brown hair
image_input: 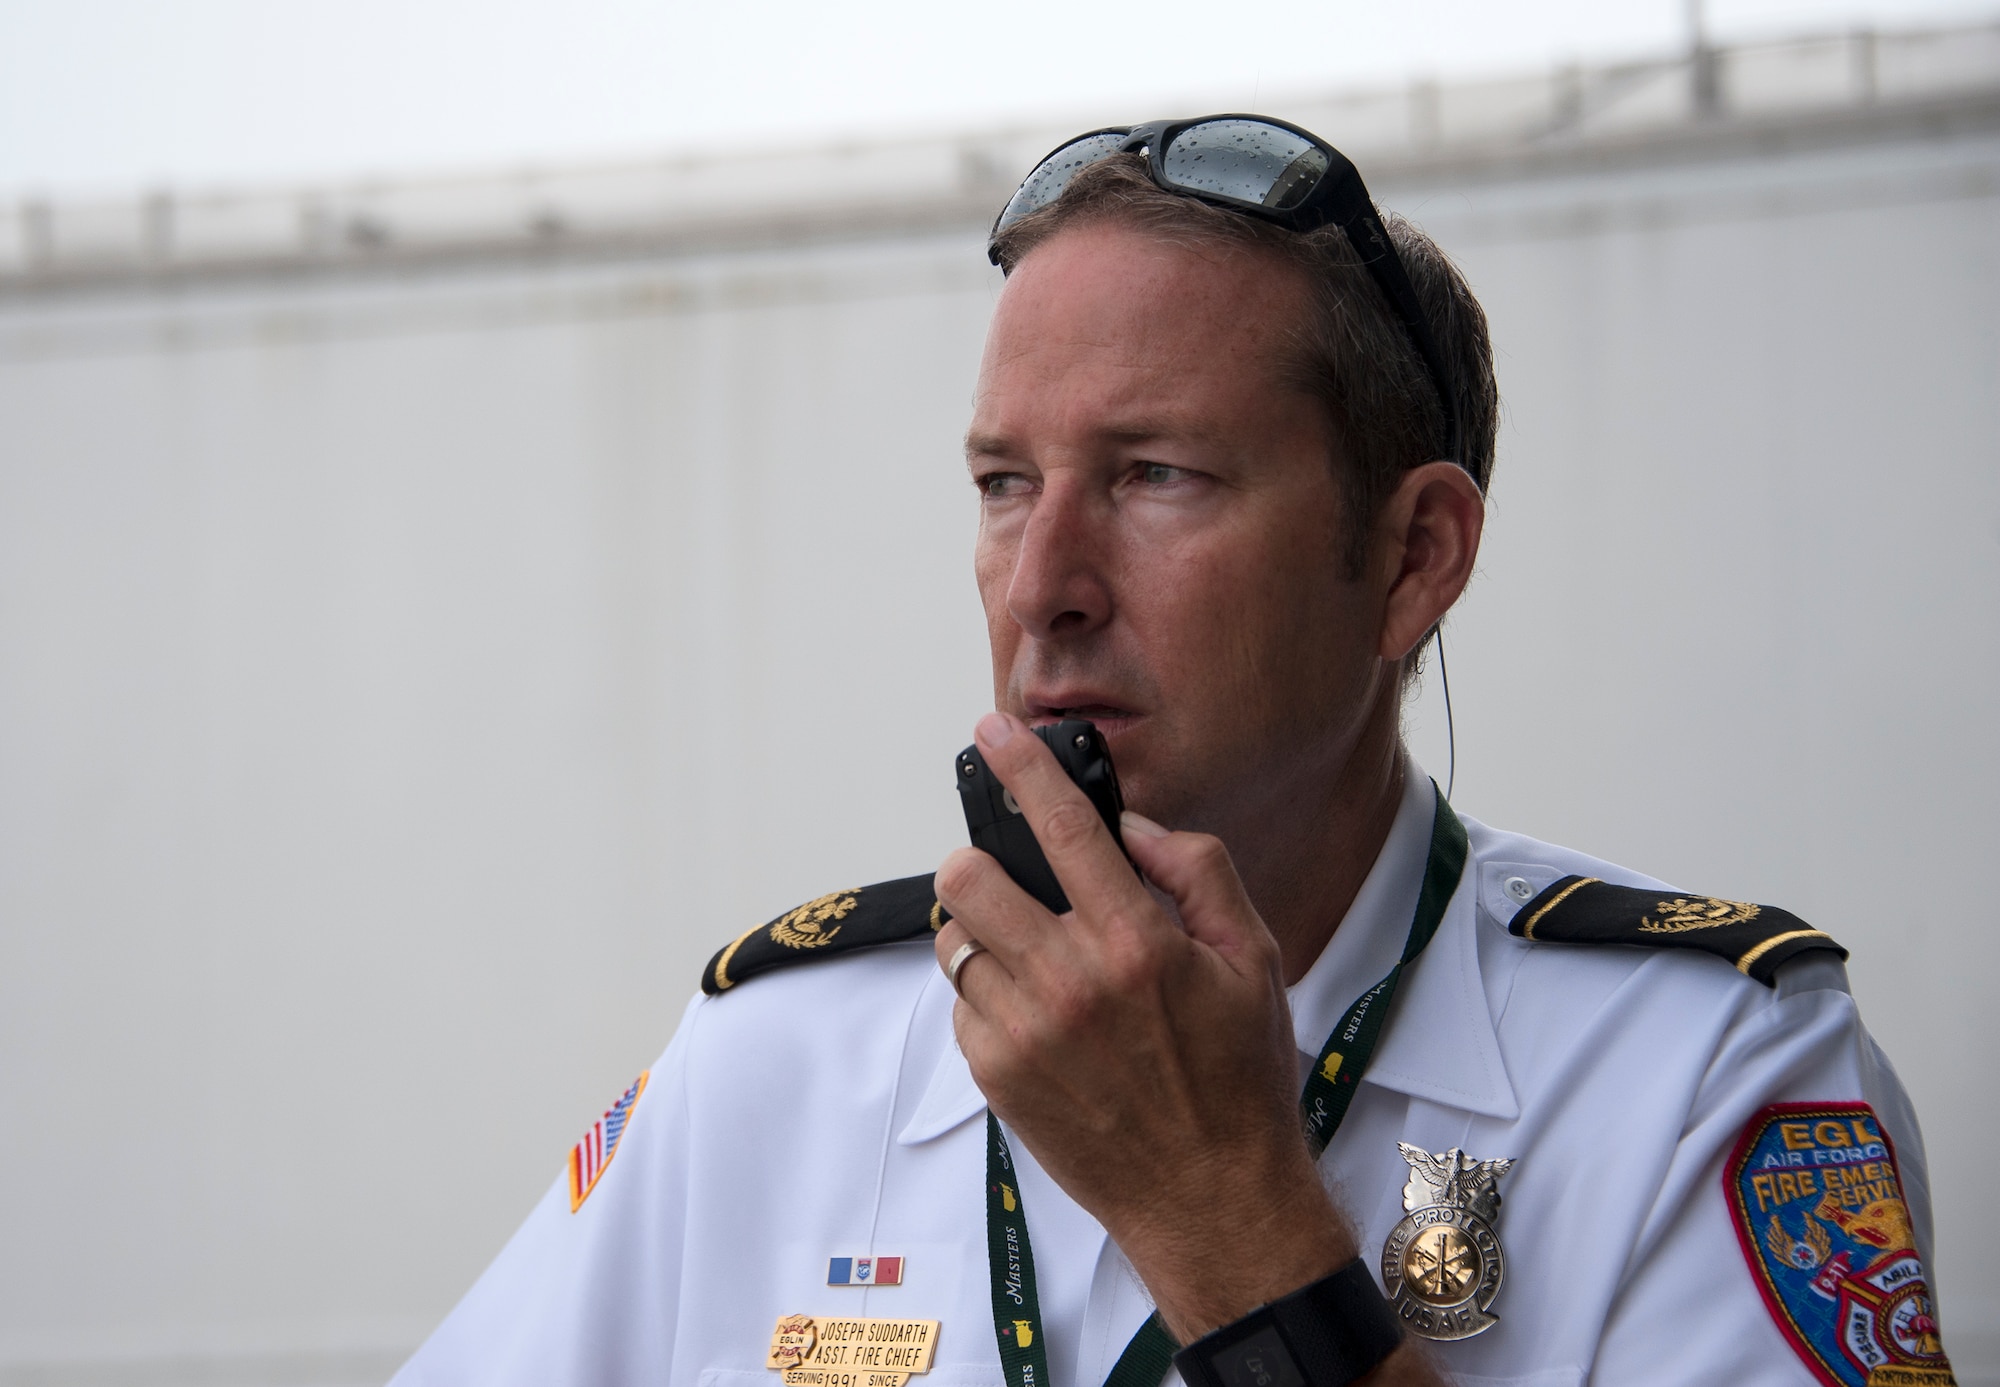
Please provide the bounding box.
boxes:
[989,154,1498,574]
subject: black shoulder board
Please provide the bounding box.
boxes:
[1508,876,1846,986]
[703,874,945,996]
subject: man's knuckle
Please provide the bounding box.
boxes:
[1039,801,1100,853]
[1252,931,1282,972]
[1101,938,1160,993]
[1100,905,1148,947]
[936,851,988,902]
[959,1036,1007,1092]
[1187,833,1233,874]
[1043,977,1102,1035]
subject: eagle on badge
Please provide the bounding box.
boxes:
[1398,1143,1514,1224]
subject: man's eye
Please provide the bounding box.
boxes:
[980,472,1030,498]
[1139,462,1189,485]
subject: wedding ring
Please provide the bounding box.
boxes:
[945,940,987,996]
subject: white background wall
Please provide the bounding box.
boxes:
[1,118,1995,1382]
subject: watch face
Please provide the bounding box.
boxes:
[1207,1326,1305,1387]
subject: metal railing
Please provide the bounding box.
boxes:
[4,19,1997,286]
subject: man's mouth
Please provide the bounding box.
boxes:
[1025,700,1139,729]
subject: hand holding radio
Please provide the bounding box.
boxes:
[933,712,1356,1344]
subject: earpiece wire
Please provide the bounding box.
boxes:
[1437,630,1456,802]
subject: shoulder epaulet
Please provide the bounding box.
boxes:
[1508,875,1845,986]
[702,874,945,996]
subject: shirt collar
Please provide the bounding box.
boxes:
[898,970,985,1145]
[1286,759,1518,1121]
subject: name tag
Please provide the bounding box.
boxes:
[768,1316,941,1387]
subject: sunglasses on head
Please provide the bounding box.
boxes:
[989,115,1462,467]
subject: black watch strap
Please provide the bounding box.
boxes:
[1173,1259,1402,1387]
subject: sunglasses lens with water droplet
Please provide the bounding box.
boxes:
[991,131,1132,238]
[1160,119,1330,210]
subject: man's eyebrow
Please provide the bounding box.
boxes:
[1099,421,1223,447]
[964,419,1228,461]
[964,430,1013,460]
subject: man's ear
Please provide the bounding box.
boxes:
[1375,461,1485,662]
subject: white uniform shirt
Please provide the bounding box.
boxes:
[393,764,1942,1387]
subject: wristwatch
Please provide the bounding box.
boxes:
[1173,1259,1403,1387]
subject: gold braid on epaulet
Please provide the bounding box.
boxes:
[1508,876,1844,985]
[702,874,948,996]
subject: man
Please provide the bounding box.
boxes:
[395,118,1952,1386]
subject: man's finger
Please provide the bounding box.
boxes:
[934,917,1006,1003]
[1118,814,1276,973]
[933,845,1058,978]
[971,712,1155,925]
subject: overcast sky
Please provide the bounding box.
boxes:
[1,0,1993,198]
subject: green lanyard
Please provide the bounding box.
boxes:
[984,783,1468,1387]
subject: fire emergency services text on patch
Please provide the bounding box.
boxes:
[1726,1102,1953,1387]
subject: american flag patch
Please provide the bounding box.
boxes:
[568,1071,649,1212]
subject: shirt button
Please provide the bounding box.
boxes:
[1504,876,1535,903]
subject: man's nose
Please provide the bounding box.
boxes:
[1005,480,1113,641]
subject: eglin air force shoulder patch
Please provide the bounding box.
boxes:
[1726,1103,1955,1386]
